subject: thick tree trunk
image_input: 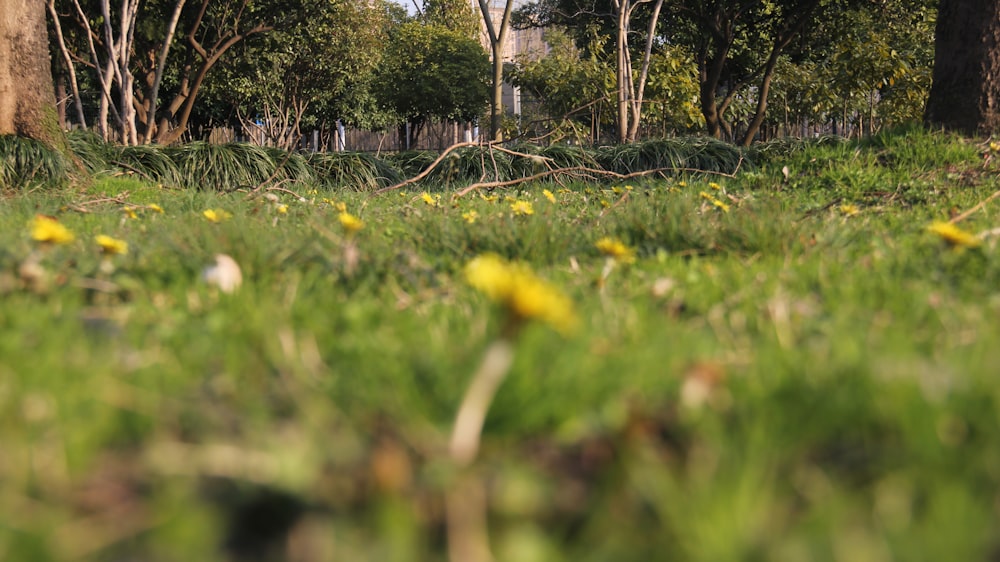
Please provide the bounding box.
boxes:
[0,0,65,149]
[925,0,1000,136]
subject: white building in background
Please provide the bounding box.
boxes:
[472,0,548,116]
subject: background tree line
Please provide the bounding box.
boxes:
[1,0,994,151]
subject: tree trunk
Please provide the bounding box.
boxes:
[478,0,514,142]
[0,0,66,150]
[925,0,1000,136]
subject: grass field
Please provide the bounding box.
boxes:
[2,128,1000,561]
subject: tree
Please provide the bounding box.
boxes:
[49,0,274,144]
[215,0,387,150]
[376,21,490,147]
[0,0,65,149]
[477,0,516,142]
[510,27,615,143]
[424,0,479,37]
[925,0,1000,136]
[611,0,664,143]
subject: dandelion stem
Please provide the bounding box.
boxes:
[449,339,515,467]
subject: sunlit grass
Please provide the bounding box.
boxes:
[1,128,1000,560]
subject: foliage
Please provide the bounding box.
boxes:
[0,135,72,189]
[211,0,388,148]
[375,21,491,146]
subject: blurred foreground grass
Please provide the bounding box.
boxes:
[2,128,1000,561]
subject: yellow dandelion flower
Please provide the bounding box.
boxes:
[334,202,348,213]
[928,221,980,248]
[147,203,164,214]
[123,206,138,219]
[712,199,730,213]
[481,194,499,203]
[462,210,479,224]
[543,189,556,203]
[465,254,576,334]
[339,212,364,234]
[510,201,534,216]
[709,182,722,191]
[276,204,289,215]
[95,234,128,256]
[421,192,439,206]
[840,204,860,216]
[600,199,610,208]
[203,209,232,223]
[595,237,636,264]
[612,186,623,195]
[678,181,687,188]
[699,191,713,200]
[30,215,75,245]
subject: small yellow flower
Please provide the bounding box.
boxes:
[276,204,289,215]
[510,201,534,216]
[600,199,611,208]
[481,194,499,203]
[123,207,138,219]
[612,186,623,195]
[421,192,439,206]
[334,202,347,213]
[30,215,75,245]
[465,253,576,334]
[678,181,687,188]
[595,237,636,264]
[708,182,722,191]
[839,204,860,216]
[712,199,730,213]
[543,189,556,203]
[148,203,164,214]
[339,212,364,234]
[928,221,980,248]
[203,209,232,223]
[462,210,479,224]
[95,234,128,256]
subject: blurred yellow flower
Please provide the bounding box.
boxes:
[31,215,75,245]
[708,182,722,190]
[203,209,232,223]
[276,204,289,215]
[123,206,138,219]
[510,201,534,216]
[147,203,164,214]
[928,221,980,248]
[421,192,439,206]
[839,204,860,216]
[339,212,364,234]
[712,199,730,213]
[95,234,128,256]
[595,237,636,264]
[543,189,556,203]
[335,202,347,213]
[462,210,479,224]
[465,254,576,334]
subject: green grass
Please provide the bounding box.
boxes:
[2,128,1000,561]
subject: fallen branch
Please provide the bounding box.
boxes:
[373,142,479,194]
[454,163,741,198]
[950,187,1000,224]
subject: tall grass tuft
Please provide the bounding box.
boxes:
[307,151,403,191]
[596,137,747,175]
[65,129,117,172]
[116,144,184,186]
[0,135,72,189]
[163,142,280,191]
